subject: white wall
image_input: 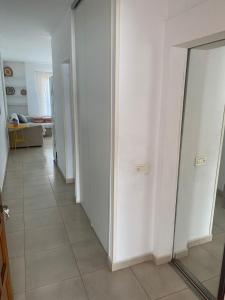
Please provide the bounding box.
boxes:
[0,56,9,189]
[4,61,28,116]
[51,11,75,181]
[25,62,52,116]
[174,47,225,253]
[112,0,167,263]
[74,0,112,252]
[167,0,207,19]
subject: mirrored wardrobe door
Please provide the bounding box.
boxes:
[218,246,225,300]
[173,40,225,300]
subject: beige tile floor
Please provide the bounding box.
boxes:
[179,194,225,298]
[3,138,199,300]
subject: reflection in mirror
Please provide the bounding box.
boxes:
[173,40,225,299]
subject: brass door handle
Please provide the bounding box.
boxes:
[2,205,10,219]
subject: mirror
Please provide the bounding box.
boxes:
[173,40,225,299]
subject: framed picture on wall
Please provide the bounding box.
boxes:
[6,87,15,95]
[21,89,27,96]
[4,67,13,77]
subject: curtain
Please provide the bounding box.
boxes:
[35,71,52,116]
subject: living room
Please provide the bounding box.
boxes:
[5,61,53,148]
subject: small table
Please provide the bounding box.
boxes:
[8,124,28,149]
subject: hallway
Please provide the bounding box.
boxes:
[3,139,197,300]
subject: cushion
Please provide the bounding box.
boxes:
[32,117,45,123]
[42,117,52,123]
[10,113,20,124]
[32,116,52,123]
[18,114,28,123]
[25,116,34,122]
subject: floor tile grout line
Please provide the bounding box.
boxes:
[199,242,225,262]
[202,274,221,284]
[21,141,57,295]
[23,204,58,214]
[23,176,70,254]
[6,142,56,297]
[24,222,65,233]
[129,267,152,299]
[56,191,108,292]
[25,274,80,294]
[24,241,72,257]
[73,264,109,277]
[201,274,222,284]
[22,157,28,295]
[9,253,25,260]
[25,276,80,292]
[52,175,94,300]
[69,242,91,300]
[155,287,192,300]
[56,192,91,300]
[130,266,190,300]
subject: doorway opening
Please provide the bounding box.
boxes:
[61,61,75,184]
[173,40,225,300]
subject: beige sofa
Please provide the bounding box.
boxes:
[9,125,43,148]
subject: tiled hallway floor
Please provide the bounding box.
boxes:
[179,195,225,297]
[3,138,199,300]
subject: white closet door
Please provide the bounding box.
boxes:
[74,0,113,252]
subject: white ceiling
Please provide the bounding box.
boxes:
[0,0,73,63]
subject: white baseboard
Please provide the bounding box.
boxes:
[188,234,212,248]
[65,178,75,184]
[217,188,224,197]
[153,254,172,265]
[54,161,74,184]
[108,253,153,272]
[173,235,213,259]
[108,252,172,271]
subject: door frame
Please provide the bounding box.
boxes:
[0,193,13,299]
[154,0,225,264]
[171,43,225,300]
[61,60,75,183]
[154,1,225,298]
[218,245,225,300]
[70,11,81,203]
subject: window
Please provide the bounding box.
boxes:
[35,71,52,116]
